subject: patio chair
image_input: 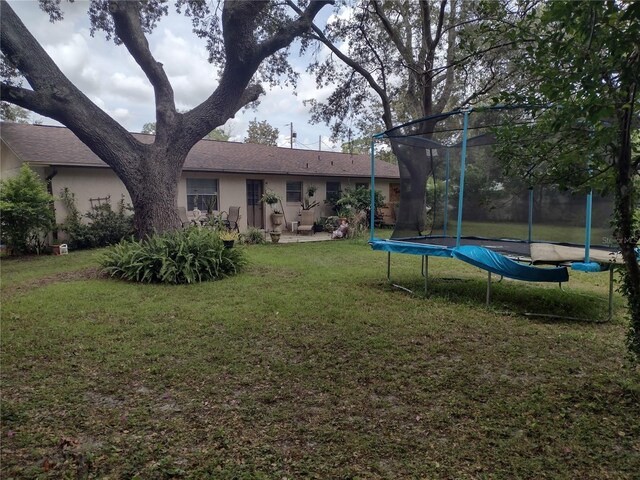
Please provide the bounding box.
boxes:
[222,206,241,231]
[178,206,195,227]
[297,210,315,235]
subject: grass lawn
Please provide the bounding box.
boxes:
[1,240,639,478]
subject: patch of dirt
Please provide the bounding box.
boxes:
[2,267,105,298]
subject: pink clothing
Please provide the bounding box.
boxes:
[332,221,349,239]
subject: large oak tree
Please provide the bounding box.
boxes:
[0,0,332,237]
[299,0,522,234]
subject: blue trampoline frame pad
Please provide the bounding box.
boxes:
[370,238,453,258]
[370,238,569,283]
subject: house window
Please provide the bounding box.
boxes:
[187,178,218,211]
[326,181,341,204]
[286,181,303,203]
[356,182,369,190]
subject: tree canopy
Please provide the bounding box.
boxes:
[492,0,640,358]
[303,0,519,137]
[0,0,332,237]
[245,119,279,146]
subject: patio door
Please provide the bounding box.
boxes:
[246,180,264,229]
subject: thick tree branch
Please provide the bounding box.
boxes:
[431,0,448,49]
[434,1,458,113]
[371,0,414,70]
[303,15,393,129]
[420,0,433,47]
[109,0,176,141]
[0,0,140,174]
[1,83,55,116]
[221,1,267,66]
[257,0,334,61]
[185,0,332,143]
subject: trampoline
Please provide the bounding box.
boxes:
[368,106,628,319]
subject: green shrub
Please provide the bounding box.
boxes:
[59,189,133,249]
[243,227,266,245]
[0,164,54,254]
[85,199,134,246]
[100,227,247,284]
[336,186,385,230]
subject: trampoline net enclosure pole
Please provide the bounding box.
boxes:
[528,188,534,243]
[585,189,593,263]
[444,150,450,237]
[456,109,471,248]
[370,137,376,243]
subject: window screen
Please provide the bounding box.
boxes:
[187,178,219,211]
[286,181,302,203]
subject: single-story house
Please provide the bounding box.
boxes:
[1,122,400,232]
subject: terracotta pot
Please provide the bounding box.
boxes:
[269,232,281,243]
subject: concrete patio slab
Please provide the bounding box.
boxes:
[276,232,332,243]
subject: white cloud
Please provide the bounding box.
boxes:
[109,73,154,103]
[152,28,220,108]
[7,0,342,148]
[45,33,90,74]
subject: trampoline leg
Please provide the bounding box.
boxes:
[486,271,492,307]
[423,256,428,296]
[608,267,614,321]
[387,252,391,282]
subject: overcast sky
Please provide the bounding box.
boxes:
[8,0,346,151]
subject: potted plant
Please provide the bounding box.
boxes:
[219,230,239,249]
[300,185,320,211]
[298,186,320,232]
[261,190,284,232]
[269,231,281,243]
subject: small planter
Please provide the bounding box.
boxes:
[271,213,284,232]
[269,231,281,243]
[52,244,68,255]
[223,240,235,249]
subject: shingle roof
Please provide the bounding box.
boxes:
[1,122,399,179]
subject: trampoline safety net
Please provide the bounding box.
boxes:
[380,107,615,249]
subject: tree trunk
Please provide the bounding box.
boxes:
[614,88,640,357]
[391,119,438,238]
[121,149,184,239]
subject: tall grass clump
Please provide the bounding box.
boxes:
[243,227,266,245]
[100,227,247,284]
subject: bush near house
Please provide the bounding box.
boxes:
[0,164,54,254]
[100,227,247,284]
[335,186,386,237]
[59,189,134,249]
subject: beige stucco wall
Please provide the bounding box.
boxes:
[51,167,132,224]
[3,146,396,232]
[179,173,395,232]
[1,141,31,179]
